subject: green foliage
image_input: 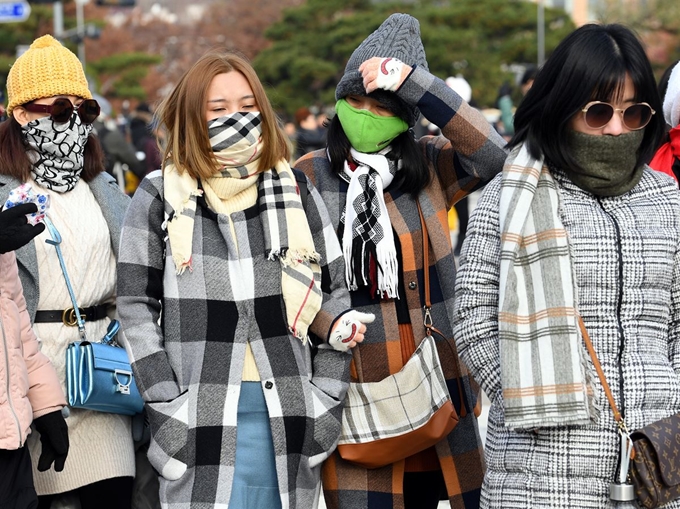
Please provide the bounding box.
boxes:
[89,52,162,99]
[254,0,575,114]
[594,0,680,76]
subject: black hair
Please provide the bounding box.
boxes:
[508,23,665,171]
[326,114,430,195]
[521,65,538,86]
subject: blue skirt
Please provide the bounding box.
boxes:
[228,382,282,509]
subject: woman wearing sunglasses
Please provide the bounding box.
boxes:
[453,24,679,509]
[0,36,136,509]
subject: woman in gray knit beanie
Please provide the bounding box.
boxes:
[294,12,508,509]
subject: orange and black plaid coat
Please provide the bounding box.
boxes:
[295,66,508,509]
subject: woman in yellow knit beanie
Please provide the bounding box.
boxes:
[0,35,137,509]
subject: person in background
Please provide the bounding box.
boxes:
[649,60,680,182]
[294,106,327,160]
[92,94,146,193]
[128,103,162,176]
[519,65,538,96]
[495,81,515,139]
[454,23,673,509]
[0,203,69,509]
[295,13,507,509]
[116,49,373,509]
[496,65,539,141]
[0,35,134,509]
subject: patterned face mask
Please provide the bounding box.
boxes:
[22,112,93,193]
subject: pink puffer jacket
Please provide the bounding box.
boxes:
[0,251,65,450]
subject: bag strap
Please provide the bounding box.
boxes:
[416,200,433,317]
[578,317,626,428]
[44,216,87,339]
[417,200,467,417]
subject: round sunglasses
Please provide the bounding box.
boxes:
[580,101,655,131]
[22,98,100,125]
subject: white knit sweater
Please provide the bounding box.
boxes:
[26,179,135,495]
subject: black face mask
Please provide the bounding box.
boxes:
[563,130,645,197]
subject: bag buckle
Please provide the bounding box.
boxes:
[62,307,85,326]
[114,369,132,395]
[423,306,433,335]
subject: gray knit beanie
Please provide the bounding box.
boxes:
[335,13,428,127]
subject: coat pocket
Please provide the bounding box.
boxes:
[146,391,190,480]
[306,381,344,469]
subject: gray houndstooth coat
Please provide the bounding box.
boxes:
[454,168,680,508]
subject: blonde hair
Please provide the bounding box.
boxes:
[156,50,290,179]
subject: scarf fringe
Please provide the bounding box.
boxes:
[288,326,309,345]
[276,249,321,267]
[173,255,193,275]
[345,237,371,292]
[376,243,399,299]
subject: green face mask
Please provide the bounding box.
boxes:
[335,98,409,153]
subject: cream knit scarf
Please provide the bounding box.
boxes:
[499,142,597,430]
[163,112,322,342]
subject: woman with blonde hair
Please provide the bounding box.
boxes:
[116,49,372,508]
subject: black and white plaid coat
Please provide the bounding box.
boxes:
[116,170,352,508]
[454,168,680,508]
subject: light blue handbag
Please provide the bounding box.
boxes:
[46,217,144,416]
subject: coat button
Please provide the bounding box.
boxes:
[264,381,273,390]
[409,281,417,290]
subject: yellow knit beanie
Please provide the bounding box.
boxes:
[6,35,92,116]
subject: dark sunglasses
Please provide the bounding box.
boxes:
[581,101,655,131]
[23,98,100,125]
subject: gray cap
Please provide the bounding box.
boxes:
[335,13,428,127]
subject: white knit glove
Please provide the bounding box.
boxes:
[374,58,405,92]
[328,310,375,352]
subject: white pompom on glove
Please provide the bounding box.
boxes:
[328,310,376,352]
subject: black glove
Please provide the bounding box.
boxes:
[0,203,46,254]
[33,410,69,472]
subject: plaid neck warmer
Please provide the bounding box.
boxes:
[341,147,399,299]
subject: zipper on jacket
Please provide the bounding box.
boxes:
[1,316,24,447]
[598,198,627,419]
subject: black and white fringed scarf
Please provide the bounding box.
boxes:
[341,147,400,299]
[164,112,322,343]
[23,113,93,193]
